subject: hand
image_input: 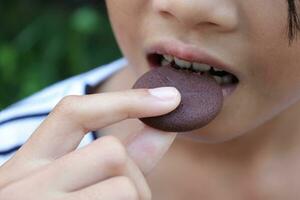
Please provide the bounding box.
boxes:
[0,87,181,200]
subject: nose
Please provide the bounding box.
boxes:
[152,0,238,32]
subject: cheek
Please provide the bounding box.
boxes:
[251,45,300,107]
[107,3,132,47]
[195,49,300,142]
[241,0,300,107]
[106,0,148,73]
[106,1,144,53]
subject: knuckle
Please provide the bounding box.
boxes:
[121,89,149,118]
[100,136,128,169]
[55,95,82,116]
[116,176,139,200]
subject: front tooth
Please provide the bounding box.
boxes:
[213,76,222,84]
[163,54,173,62]
[174,57,192,69]
[192,63,211,72]
[213,67,223,72]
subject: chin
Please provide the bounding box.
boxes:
[177,120,247,144]
[177,132,238,144]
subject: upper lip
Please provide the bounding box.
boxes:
[145,39,239,77]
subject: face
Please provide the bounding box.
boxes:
[105,0,300,143]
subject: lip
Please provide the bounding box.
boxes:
[145,39,239,78]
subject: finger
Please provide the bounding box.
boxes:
[4,88,180,188]
[44,126,176,191]
[38,136,129,191]
[16,87,181,161]
[126,125,177,175]
[27,136,151,199]
[67,176,146,200]
[123,156,152,200]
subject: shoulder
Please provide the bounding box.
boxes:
[0,58,127,165]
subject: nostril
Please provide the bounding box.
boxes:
[159,10,173,19]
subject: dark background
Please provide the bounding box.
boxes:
[0,0,121,109]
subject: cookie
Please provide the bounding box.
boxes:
[132,65,223,132]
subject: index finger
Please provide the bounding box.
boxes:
[16,87,181,161]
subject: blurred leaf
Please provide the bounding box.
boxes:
[0,1,121,110]
[70,7,100,34]
[0,44,17,81]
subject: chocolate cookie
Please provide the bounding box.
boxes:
[132,65,223,132]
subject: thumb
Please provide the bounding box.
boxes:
[125,125,177,175]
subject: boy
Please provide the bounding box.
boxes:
[1,0,300,199]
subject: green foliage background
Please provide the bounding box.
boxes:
[0,0,121,109]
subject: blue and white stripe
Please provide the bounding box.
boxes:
[0,58,127,165]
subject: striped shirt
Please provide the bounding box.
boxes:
[0,58,127,166]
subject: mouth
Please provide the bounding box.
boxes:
[147,53,240,97]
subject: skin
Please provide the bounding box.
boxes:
[105,0,300,142]
[0,88,181,200]
[103,0,300,199]
[1,0,300,199]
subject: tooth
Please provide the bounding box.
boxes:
[222,75,233,84]
[174,57,192,69]
[161,59,170,66]
[213,67,223,72]
[213,76,222,84]
[163,54,173,62]
[192,63,211,72]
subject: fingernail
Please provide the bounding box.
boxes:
[148,87,179,101]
